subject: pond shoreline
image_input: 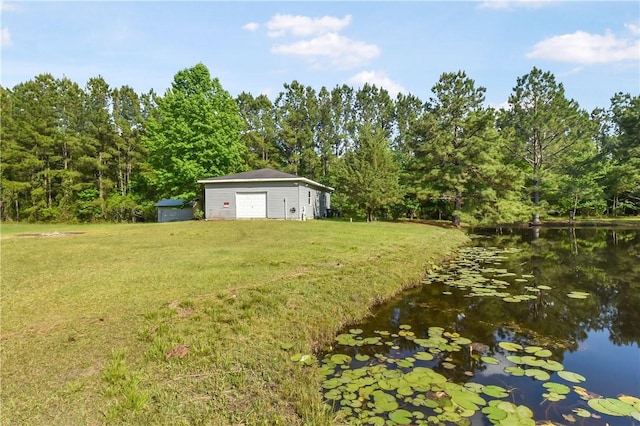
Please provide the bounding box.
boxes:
[473,219,640,229]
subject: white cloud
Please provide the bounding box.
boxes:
[558,66,584,77]
[1,28,12,47]
[489,99,511,111]
[478,0,554,10]
[527,30,640,64]
[347,70,406,98]
[272,33,380,69]
[266,13,352,38]
[626,23,640,36]
[243,22,260,32]
[1,3,20,12]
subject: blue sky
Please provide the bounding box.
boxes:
[1,1,638,111]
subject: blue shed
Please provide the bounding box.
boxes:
[154,199,194,222]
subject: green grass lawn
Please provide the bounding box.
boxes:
[1,220,468,425]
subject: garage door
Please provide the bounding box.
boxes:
[236,192,267,219]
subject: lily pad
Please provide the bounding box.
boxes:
[543,382,571,395]
[567,291,590,299]
[355,353,370,362]
[572,408,591,418]
[331,354,352,365]
[540,360,564,372]
[414,351,434,361]
[483,385,509,398]
[542,392,566,402]
[534,349,552,358]
[506,355,523,364]
[388,408,413,424]
[524,346,543,354]
[557,370,586,383]
[588,397,636,416]
[504,366,525,376]
[524,368,551,381]
[481,356,500,365]
[499,342,524,352]
[371,390,399,412]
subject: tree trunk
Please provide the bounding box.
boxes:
[532,176,541,225]
[452,192,462,226]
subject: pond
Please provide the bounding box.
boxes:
[319,227,640,425]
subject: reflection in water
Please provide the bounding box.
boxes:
[324,227,640,425]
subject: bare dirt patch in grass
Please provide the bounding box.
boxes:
[17,231,86,238]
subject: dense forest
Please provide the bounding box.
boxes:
[1,63,638,224]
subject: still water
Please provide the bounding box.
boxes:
[321,227,640,425]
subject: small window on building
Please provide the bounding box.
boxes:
[308,191,311,204]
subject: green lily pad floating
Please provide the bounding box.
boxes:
[588,397,638,417]
[506,355,523,364]
[280,342,293,350]
[524,368,551,381]
[464,382,485,393]
[537,285,552,290]
[330,354,352,365]
[399,324,412,330]
[567,291,590,299]
[572,408,592,418]
[396,359,414,368]
[524,346,542,354]
[324,388,342,400]
[322,377,342,389]
[619,394,640,409]
[454,337,472,345]
[449,388,487,410]
[371,390,399,412]
[414,351,434,361]
[482,401,534,426]
[504,366,525,376]
[483,385,509,398]
[290,353,314,365]
[355,353,370,362]
[336,333,357,346]
[557,370,586,383]
[534,349,552,358]
[388,409,414,424]
[542,392,566,402]
[540,360,564,372]
[499,342,524,352]
[521,355,545,368]
[543,382,571,395]
[481,356,500,365]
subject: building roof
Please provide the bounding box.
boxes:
[197,168,334,192]
[154,199,192,208]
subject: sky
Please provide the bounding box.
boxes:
[1,1,639,112]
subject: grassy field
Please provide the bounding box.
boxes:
[1,220,468,425]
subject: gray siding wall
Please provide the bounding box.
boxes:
[203,182,299,220]
[203,181,331,220]
[296,184,331,219]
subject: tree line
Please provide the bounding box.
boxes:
[1,63,638,223]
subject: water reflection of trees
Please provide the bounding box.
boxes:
[476,228,639,347]
[356,227,639,359]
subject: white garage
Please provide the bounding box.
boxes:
[236,192,267,219]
